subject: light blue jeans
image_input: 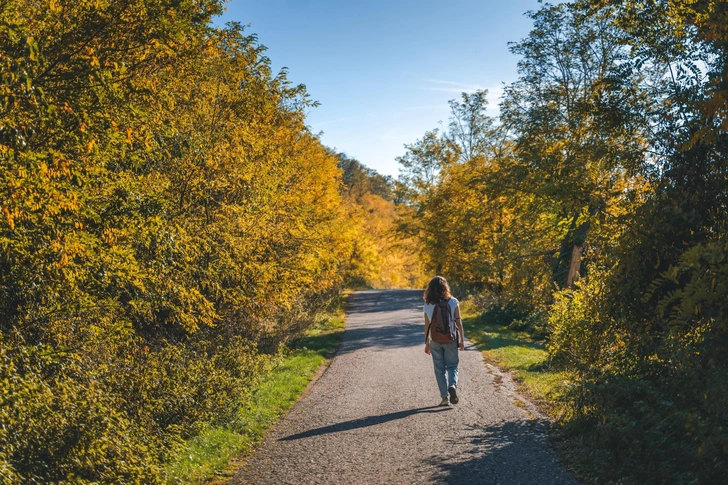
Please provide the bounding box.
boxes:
[429,340,459,398]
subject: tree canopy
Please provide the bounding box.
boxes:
[396,1,728,482]
[0,1,402,481]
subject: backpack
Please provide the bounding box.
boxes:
[427,298,457,344]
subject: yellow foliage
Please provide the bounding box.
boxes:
[0,2,362,482]
[346,192,426,289]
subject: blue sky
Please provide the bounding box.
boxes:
[218,0,544,176]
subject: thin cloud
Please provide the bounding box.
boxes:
[427,87,484,93]
[381,128,423,142]
[420,81,505,110]
[426,79,470,86]
[422,79,487,94]
[402,104,448,111]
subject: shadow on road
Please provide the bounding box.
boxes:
[335,322,424,355]
[426,420,575,484]
[278,406,452,441]
[346,290,423,314]
[334,289,428,356]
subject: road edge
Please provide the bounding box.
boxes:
[201,298,351,485]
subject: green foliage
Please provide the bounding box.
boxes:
[543,3,728,480]
[166,313,346,484]
[548,256,728,483]
[397,1,728,483]
[0,1,364,482]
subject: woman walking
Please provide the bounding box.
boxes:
[424,276,465,406]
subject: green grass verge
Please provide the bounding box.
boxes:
[462,311,567,410]
[165,313,346,484]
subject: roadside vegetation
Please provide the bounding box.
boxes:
[166,311,346,484]
[461,309,564,411]
[397,1,728,483]
[0,2,418,483]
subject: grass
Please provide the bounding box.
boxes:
[165,312,346,484]
[462,311,567,411]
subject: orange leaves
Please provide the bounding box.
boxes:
[56,198,79,212]
[2,205,18,230]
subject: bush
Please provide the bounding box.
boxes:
[0,335,277,484]
[547,257,728,483]
[0,346,162,484]
[0,0,356,481]
[507,309,548,340]
[547,271,617,372]
[110,336,273,440]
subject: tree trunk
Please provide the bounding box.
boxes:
[554,215,590,288]
[566,244,584,288]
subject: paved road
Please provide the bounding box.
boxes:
[231,290,578,485]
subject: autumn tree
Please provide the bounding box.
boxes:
[337,152,424,288]
[338,152,394,202]
[498,3,650,289]
[0,1,359,482]
[397,2,727,480]
[544,3,728,480]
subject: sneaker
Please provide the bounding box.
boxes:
[448,386,459,404]
[438,397,450,407]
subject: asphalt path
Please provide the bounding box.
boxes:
[230,289,579,485]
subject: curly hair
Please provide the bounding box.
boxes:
[424,276,452,304]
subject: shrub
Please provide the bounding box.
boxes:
[0,346,162,484]
[0,0,355,481]
[547,255,728,483]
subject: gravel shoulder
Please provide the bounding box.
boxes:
[230,290,579,485]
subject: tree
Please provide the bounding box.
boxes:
[445,90,499,162]
[499,2,650,288]
[0,2,358,481]
[336,152,424,288]
[337,152,394,202]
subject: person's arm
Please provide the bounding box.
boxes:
[454,304,465,350]
[424,312,431,354]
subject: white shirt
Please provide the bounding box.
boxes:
[424,297,459,321]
